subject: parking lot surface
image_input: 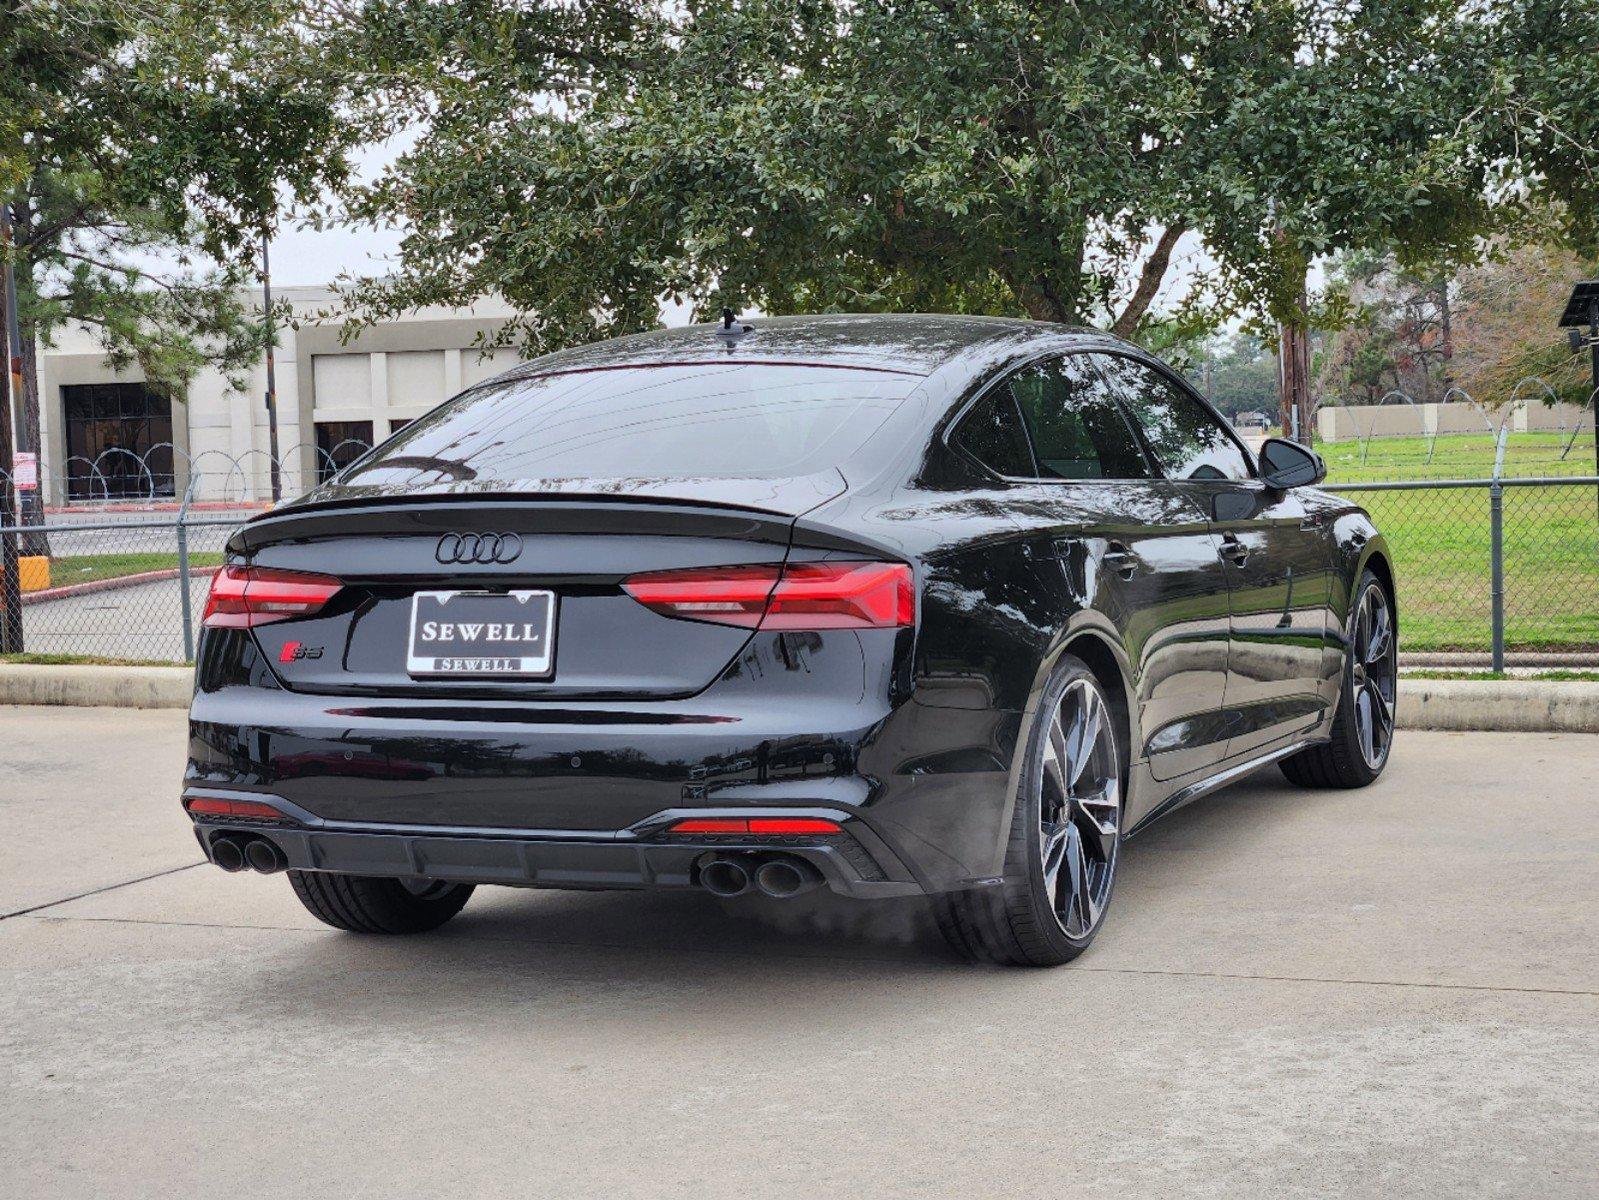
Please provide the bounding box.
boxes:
[2,706,1596,1198]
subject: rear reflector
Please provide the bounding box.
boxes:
[667,817,843,835]
[184,796,290,822]
[202,565,343,629]
[623,561,912,630]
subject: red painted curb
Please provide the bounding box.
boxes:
[21,565,221,606]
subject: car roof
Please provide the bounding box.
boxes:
[490,313,1106,382]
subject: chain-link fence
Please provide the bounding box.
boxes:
[1325,476,1599,660]
[0,515,235,663]
[3,477,1596,667]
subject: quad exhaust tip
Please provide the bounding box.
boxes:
[210,834,287,874]
[210,836,247,872]
[699,857,751,898]
[244,838,287,874]
[698,854,824,900]
[754,857,822,899]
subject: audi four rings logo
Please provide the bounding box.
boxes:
[436,532,523,564]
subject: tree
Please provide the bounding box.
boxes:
[1449,241,1598,407]
[1196,334,1282,421]
[1,0,367,479]
[341,2,1596,363]
[331,3,1400,352]
[1315,254,1454,404]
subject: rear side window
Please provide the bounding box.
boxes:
[342,363,921,485]
[950,390,1035,477]
[1096,356,1254,482]
[1006,356,1152,480]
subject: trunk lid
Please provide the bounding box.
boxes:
[232,475,844,699]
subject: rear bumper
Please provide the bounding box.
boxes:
[184,787,925,899]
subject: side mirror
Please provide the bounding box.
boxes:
[1257,437,1326,489]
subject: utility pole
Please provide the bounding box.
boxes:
[1,202,45,556]
[1437,277,1453,395]
[0,236,24,654]
[262,229,282,503]
[1278,308,1312,445]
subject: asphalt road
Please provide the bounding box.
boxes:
[2,706,1596,1199]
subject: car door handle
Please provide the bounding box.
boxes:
[1102,541,1140,580]
[1219,533,1249,565]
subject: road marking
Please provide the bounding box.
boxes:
[0,861,204,921]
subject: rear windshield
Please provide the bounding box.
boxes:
[341,362,922,486]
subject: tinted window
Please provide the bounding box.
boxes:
[1006,356,1151,480]
[1097,356,1253,482]
[950,390,1034,477]
[343,363,920,485]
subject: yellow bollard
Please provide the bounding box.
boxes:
[18,556,50,592]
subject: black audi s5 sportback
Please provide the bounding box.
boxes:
[185,315,1396,966]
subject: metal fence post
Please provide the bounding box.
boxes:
[1489,481,1505,672]
[176,489,195,663]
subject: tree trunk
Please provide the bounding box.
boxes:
[1009,273,1072,324]
[1110,226,1183,340]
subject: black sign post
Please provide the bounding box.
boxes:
[1557,281,1599,520]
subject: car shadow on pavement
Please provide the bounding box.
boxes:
[255,763,1376,1012]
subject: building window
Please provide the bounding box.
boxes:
[60,383,175,500]
[316,420,374,483]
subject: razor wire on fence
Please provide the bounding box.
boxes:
[1,378,1597,666]
[0,439,374,516]
[1,476,1595,667]
[1312,383,1598,482]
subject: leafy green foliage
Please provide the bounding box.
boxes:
[340,1,1599,359]
[3,0,369,403]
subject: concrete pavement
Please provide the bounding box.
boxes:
[11,575,209,661]
[2,707,1596,1198]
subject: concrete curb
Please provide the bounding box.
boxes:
[1396,679,1599,734]
[0,664,193,709]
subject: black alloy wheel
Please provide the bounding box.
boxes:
[937,654,1123,966]
[1280,569,1398,789]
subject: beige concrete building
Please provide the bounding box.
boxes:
[33,287,522,504]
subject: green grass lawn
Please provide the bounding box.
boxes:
[1323,448,1599,650]
[45,551,223,587]
[0,651,184,667]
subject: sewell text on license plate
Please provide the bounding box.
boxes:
[407,590,556,677]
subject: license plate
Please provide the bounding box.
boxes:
[407,590,556,678]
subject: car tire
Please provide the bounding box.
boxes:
[1280,568,1397,790]
[936,653,1124,967]
[288,871,475,934]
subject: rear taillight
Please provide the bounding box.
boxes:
[202,565,343,629]
[184,796,290,822]
[667,817,843,835]
[622,561,913,630]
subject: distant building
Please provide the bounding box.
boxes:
[1234,410,1270,429]
[33,287,521,504]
